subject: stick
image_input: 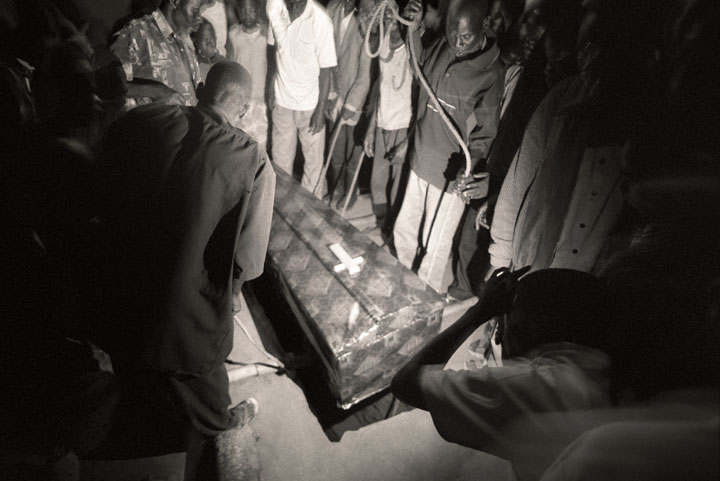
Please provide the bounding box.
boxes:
[340,151,366,217]
[313,118,346,197]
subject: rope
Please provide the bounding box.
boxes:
[364,0,472,177]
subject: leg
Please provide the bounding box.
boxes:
[336,124,363,209]
[296,109,326,197]
[416,187,465,293]
[467,226,491,296]
[328,123,351,201]
[270,105,297,177]
[392,169,426,270]
[384,128,409,236]
[370,128,391,227]
[450,205,479,299]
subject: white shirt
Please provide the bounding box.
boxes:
[377,44,412,131]
[266,0,337,111]
[201,0,228,57]
[228,25,267,102]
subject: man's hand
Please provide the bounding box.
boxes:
[309,107,325,134]
[386,138,408,166]
[364,127,376,157]
[475,200,489,230]
[480,266,531,318]
[403,0,422,22]
[340,105,357,123]
[459,172,490,204]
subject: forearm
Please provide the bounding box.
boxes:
[316,67,332,114]
[392,300,490,408]
[125,79,174,101]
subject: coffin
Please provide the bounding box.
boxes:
[266,170,445,408]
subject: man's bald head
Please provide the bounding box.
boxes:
[446,0,490,58]
[198,61,252,120]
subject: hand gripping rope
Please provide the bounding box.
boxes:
[363,0,472,178]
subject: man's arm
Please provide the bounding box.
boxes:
[125,78,185,104]
[391,267,527,409]
[486,79,572,273]
[402,0,425,64]
[266,44,276,109]
[310,67,332,134]
[391,302,491,409]
[340,36,373,124]
[234,153,276,283]
[467,70,503,170]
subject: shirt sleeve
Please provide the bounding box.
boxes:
[423,346,610,453]
[234,151,276,282]
[343,34,372,113]
[110,26,141,82]
[487,79,571,270]
[315,13,338,69]
[467,66,503,166]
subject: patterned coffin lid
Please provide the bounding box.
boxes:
[267,171,445,407]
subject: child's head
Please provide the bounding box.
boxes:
[237,0,259,29]
[191,18,217,62]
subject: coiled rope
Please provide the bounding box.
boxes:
[364,0,472,177]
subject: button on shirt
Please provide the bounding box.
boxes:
[489,76,626,273]
[111,10,201,107]
[377,44,413,131]
[266,0,337,111]
[551,146,624,271]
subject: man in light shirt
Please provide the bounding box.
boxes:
[325,0,372,208]
[363,3,413,246]
[266,0,337,196]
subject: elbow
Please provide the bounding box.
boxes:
[391,363,428,409]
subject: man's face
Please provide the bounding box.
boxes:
[284,0,307,21]
[446,12,485,59]
[576,0,602,82]
[357,0,377,36]
[194,23,216,59]
[238,0,259,28]
[487,0,512,38]
[174,0,203,32]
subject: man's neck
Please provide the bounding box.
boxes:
[200,103,233,125]
[241,23,259,33]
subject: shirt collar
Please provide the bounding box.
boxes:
[296,0,314,22]
[152,9,175,39]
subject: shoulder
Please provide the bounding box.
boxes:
[114,104,188,140]
[311,1,333,29]
[114,13,154,40]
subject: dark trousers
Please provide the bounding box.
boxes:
[451,206,491,297]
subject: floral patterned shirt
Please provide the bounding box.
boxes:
[111,10,201,106]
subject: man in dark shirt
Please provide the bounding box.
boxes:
[97,61,275,471]
[392,0,504,293]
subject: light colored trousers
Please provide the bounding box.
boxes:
[393,169,465,293]
[271,104,326,196]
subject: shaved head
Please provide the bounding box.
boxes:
[447,0,489,31]
[446,0,490,58]
[198,61,252,118]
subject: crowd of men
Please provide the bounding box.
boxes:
[1,0,719,480]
